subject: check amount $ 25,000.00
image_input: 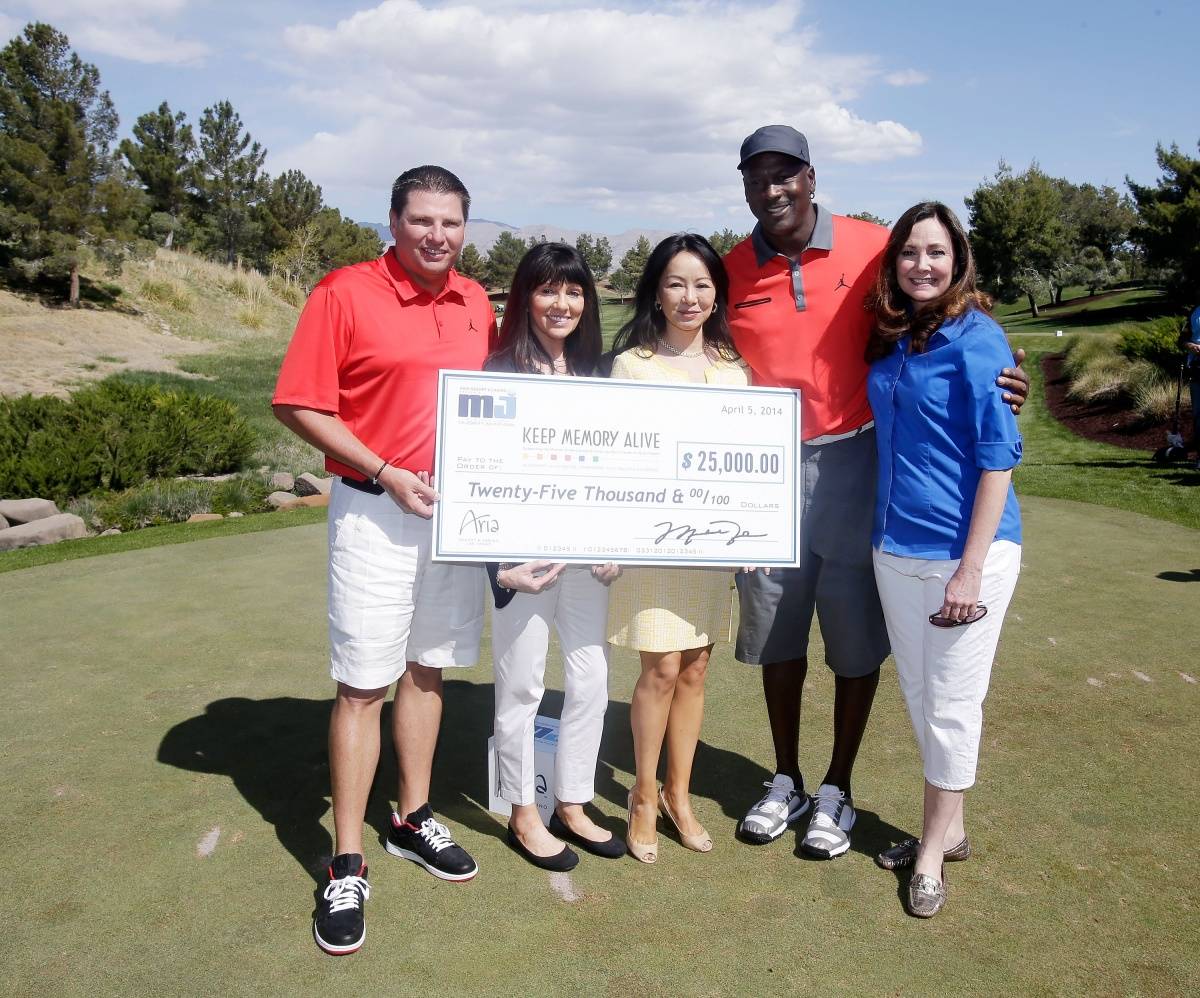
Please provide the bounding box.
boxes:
[433,372,801,568]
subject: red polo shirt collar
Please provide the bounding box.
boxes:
[381,249,468,303]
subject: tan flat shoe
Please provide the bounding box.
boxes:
[658,789,713,853]
[626,791,658,864]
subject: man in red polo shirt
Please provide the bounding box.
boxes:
[726,127,1027,860]
[273,165,495,955]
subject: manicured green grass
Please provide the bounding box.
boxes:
[0,504,327,575]
[600,301,631,349]
[2,495,1196,996]
[988,287,1200,530]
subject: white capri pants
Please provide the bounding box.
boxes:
[327,479,485,690]
[491,566,610,807]
[872,540,1021,791]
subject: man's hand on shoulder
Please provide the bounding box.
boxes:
[998,347,1030,415]
[381,465,438,517]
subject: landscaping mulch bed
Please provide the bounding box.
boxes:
[1041,352,1192,452]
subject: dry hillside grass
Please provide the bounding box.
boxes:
[0,249,299,398]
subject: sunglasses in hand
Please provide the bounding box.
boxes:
[928,603,988,628]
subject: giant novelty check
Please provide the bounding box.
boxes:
[432,371,801,567]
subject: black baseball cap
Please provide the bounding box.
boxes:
[738,125,810,170]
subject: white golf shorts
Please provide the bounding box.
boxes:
[327,479,484,690]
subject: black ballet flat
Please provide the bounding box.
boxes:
[548,812,628,859]
[506,825,579,871]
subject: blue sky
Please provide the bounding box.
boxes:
[2,1,1196,234]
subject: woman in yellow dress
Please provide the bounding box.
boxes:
[607,233,748,862]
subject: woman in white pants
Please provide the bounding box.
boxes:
[485,243,625,870]
[864,202,1022,918]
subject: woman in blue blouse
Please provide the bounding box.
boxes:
[865,202,1022,919]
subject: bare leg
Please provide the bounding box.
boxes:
[661,646,711,837]
[914,780,963,881]
[393,662,443,817]
[943,793,966,849]
[508,802,563,857]
[761,658,807,782]
[330,682,389,856]
[630,650,680,844]
[554,801,613,844]
[821,669,881,794]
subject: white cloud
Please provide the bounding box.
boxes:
[884,69,929,87]
[21,0,189,16]
[71,23,208,65]
[274,0,922,226]
[9,0,207,65]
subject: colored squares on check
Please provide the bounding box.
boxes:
[522,451,601,464]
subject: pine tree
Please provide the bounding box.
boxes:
[575,233,612,277]
[118,101,195,245]
[194,100,266,264]
[456,243,488,284]
[610,236,652,293]
[486,230,529,290]
[0,22,119,303]
[707,228,748,255]
[255,168,323,265]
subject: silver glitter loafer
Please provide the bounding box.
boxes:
[876,835,971,871]
[906,868,947,918]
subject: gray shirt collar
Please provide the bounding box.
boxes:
[751,206,834,267]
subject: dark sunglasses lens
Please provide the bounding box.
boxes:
[928,604,987,627]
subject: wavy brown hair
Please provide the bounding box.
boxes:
[865,201,992,361]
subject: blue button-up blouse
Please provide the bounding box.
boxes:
[868,308,1022,560]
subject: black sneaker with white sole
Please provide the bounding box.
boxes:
[386,804,479,882]
[313,853,370,955]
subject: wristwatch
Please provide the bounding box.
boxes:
[497,563,517,591]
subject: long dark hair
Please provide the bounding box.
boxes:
[610,233,739,360]
[491,243,602,375]
[865,201,992,361]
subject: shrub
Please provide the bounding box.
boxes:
[1066,355,1128,404]
[1117,316,1187,373]
[267,274,304,308]
[139,278,192,312]
[1062,333,1120,380]
[211,476,270,515]
[226,271,268,305]
[0,380,256,503]
[94,480,213,531]
[236,306,265,329]
[65,494,103,531]
[1129,367,1179,422]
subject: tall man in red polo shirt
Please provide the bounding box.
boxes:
[725,127,1026,859]
[273,165,495,955]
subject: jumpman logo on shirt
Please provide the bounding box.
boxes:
[467,319,478,333]
[834,274,849,291]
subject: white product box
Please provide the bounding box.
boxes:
[486,714,559,823]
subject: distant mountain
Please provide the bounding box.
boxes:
[366,219,676,266]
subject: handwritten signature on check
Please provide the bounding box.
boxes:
[652,520,768,547]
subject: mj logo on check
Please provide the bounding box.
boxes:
[457,392,517,419]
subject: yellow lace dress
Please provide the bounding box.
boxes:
[606,347,748,652]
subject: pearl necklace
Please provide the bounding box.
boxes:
[658,338,705,358]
